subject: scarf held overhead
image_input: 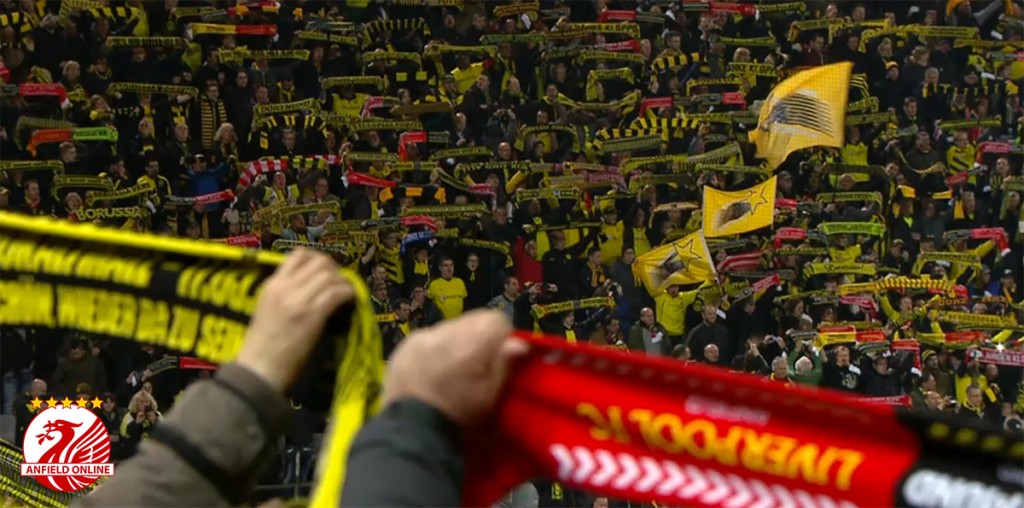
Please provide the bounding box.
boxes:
[0,213,382,508]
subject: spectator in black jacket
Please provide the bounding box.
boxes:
[542,229,598,299]
[860,353,912,397]
[685,305,732,364]
[821,346,862,392]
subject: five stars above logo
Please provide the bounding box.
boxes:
[33,396,107,409]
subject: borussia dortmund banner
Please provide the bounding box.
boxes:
[703,176,778,238]
[750,62,852,169]
[633,230,716,293]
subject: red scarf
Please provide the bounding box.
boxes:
[461,332,1015,507]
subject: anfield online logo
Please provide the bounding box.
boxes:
[20,400,115,492]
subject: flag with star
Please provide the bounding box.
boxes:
[749,62,852,169]
[633,230,717,294]
[703,176,778,238]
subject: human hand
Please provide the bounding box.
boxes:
[235,249,354,394]
[383,310,529,427]
[135,411,145,424]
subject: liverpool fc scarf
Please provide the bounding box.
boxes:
[458,333,1021,507]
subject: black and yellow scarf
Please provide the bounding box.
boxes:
[198,98,228,150]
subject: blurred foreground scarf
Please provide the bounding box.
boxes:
[0,213,383,508]
[462,332,1023,508]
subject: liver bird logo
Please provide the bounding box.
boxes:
[22,405,113,493]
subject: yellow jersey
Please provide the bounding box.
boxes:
[599,221,625,265]
[654,292,687,336]
[427,277,468,320]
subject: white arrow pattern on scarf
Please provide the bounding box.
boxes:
[572,446,596,484]
[634,456,663,493]
[546,444,860,508]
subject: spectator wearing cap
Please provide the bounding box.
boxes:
[972,265,996,297]
[997,269,1020,302]
[874,60,904,111]
[183,152,228,238]
[882,239,913,274]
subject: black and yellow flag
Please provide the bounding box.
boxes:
[703,176,777,238]
[750,62,852,169]
[633,230,717,293]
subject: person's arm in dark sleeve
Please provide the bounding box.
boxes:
[568,226,600,258]
[74,364,293,507]
[341,399,462,507]
[861,235,879,254]
[579,307,609,336]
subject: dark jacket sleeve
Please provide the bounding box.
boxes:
[341,399,463,507]
[74,364,293,507]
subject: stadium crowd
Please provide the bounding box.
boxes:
[1,0,1024,504]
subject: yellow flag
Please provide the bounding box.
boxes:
[633,230,717,294]
[702,176,778,238]
[749,62,852,169]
